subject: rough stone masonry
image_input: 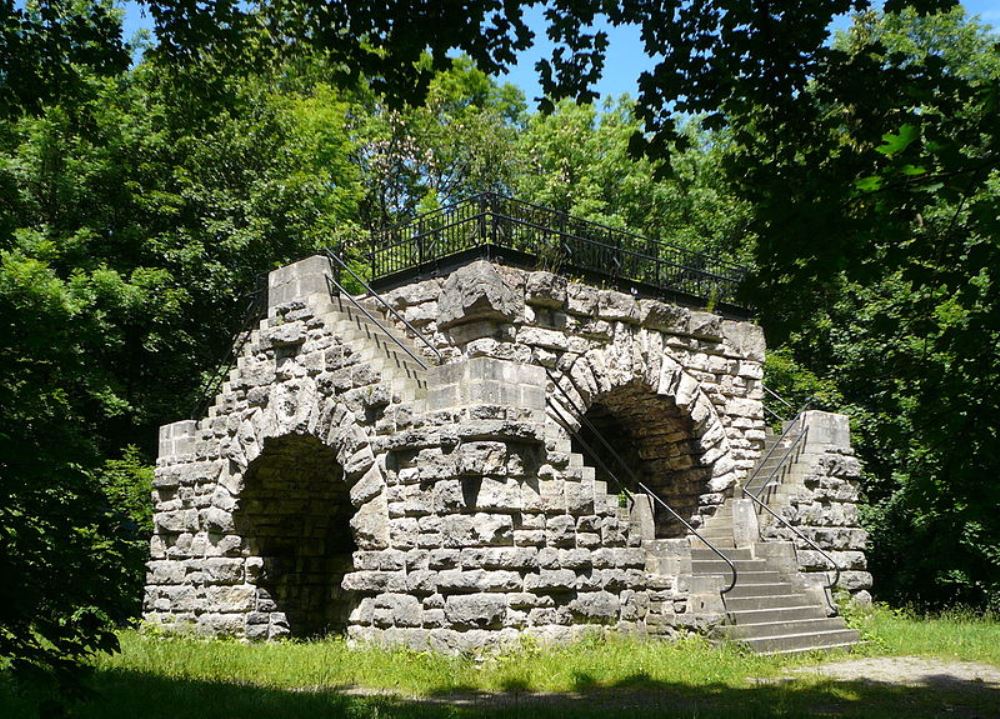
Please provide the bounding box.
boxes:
[144,255,871,651]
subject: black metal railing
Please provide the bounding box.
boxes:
[191,274,269,419]
[741,403,843,601]
[367,193,749,314]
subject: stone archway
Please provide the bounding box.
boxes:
[572,381,717,537]
[552,343,740,533]
[234,433,358,638]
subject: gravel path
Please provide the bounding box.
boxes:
[783,655,1000,688]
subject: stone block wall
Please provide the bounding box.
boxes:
[144,254,869,650]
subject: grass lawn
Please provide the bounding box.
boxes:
[2,606,998,718]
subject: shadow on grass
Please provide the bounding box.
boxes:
[1,667,997,719]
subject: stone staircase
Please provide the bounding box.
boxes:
[327,295,430,403]
[685,422,861,656]
[689,543,859,654]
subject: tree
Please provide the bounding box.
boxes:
[514,98,754,261]
[0,27,364,692]
[0,0,129,117]
[354,55,525,228]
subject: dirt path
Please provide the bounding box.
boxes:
[782,655,1000,688]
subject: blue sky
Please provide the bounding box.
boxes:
[115,1,1000,104]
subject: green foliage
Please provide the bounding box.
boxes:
[514,99,755,262]
[94,446,154,536]
[354,56,525,228]
[738,6,1000,610]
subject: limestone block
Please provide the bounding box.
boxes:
[261,322,305,349]
[570,591,619,623]
[385,279,441,308]
[687,311,723,341]
[597,290,639,323]
[525,271,567,308]
[437,261,522,330]
[639,300,690,334]
[349,464,384,507]
[545,515,577,547]
[517,326,569,351]
[440,513,514,547]
[456,441,508,476]
[460,547,539,571]
[154,509,199,534]
[524,569,577,594]
[720,320,765,362]
[373,593,423,628]
[566,283,598,316]
[437,569,522,593]
[342,570,407,594]
[352,494,390,550]
[202,558,245,585]
[444,594,507,629]
[196,613,246,637]
[205,585,256,613]
[267,255,331,308]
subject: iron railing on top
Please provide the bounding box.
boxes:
[367,193,750,314]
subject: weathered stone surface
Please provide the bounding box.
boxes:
[525,271,567,308]
[444,593,507,629]
[437,261,522,330]
[146,255,868,655]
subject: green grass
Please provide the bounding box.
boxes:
[2,606,998,718]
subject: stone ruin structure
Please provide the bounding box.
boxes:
[145,229,873,654]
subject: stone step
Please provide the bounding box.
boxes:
[728,581,794,598]
[332,308,431,350]
[698,571,787,585]
[738,628,861,655]
[722,617,849,640]
[699,534,734,546]
[691,559,768,573]
[728,605,828,624]
[692,548,753,561]
[364,356,427,381]
[724,593,813,611]
[336,325,428,365]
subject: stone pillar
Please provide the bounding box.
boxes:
[801,410,850,448]
[267,254,333,310]
[730,498,759,548]
[157,419,198,466]
[427,356,546,414]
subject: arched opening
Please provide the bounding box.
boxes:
[235,434,357,637]
[572,382,713,537]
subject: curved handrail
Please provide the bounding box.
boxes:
[324,248,443,366]
[545,368,737,594]
[741,488,842,606]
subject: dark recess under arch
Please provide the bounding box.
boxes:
[572,383,714,537]
[235,434,357,637]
